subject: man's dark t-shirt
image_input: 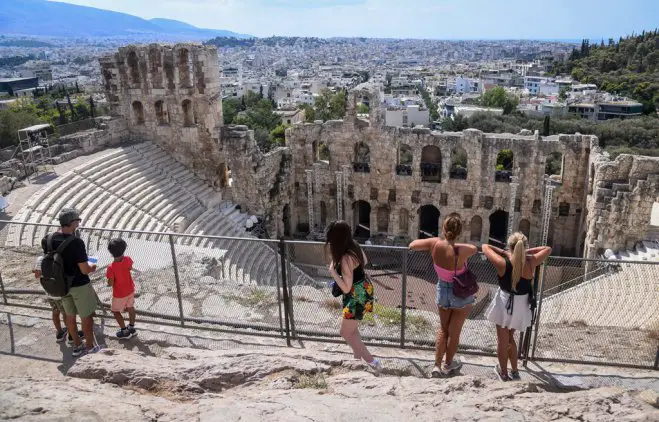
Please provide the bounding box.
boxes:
[41,233,90,287]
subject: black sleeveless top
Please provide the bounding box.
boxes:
[498,257,533,295]
[335,253,366,282]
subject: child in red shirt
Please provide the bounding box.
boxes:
[106,238,136,339]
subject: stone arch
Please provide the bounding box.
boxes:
[148,47,163,89]
[450,146,468,180]
[353,142,370,173]
[164,50,175,90]
[470,215,483,242]
[282,204,291,237]
[519,218,531,238]
[495,149,513,182]
[545,152,564,183]
[155,100,169,125]
[396,143,413,176]
[489,210,509,246]
[178,48,193,88]
[182,99,196,126]
[377,206,389,232]
[352,200,371,239]
[399,208,409,234]
[127,50,140,87]
[418,205,440,238]
[131,101,145,125]
[320,201,327,228]
[421,145,442,183]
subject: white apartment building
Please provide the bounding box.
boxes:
[524,76,552,95]
[454,76,481,94]
[385,105,430,128]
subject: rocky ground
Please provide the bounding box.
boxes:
[0,306,658,421]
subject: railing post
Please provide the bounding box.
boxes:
[274,244,284,337]
[529,261,547,362]
[278,238,292,347]
[654,344,659,370]
[400,248,408,348]
[168,234,185,327]
[0,270,7,305]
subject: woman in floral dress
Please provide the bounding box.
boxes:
[326,220,381,369]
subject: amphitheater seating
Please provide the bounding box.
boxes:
[541,240,659,330]
[7,142,320,289]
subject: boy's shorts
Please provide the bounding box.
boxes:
[48,298,65,313]
[111,293,135,313]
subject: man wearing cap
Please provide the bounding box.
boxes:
[41,208,99,356]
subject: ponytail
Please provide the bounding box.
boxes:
[511,239,525,292]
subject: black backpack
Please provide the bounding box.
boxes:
[40,234,76,297]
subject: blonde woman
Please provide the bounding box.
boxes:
[409,214,478,377]
[482,233,551,381]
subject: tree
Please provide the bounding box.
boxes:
[357,103,369,114]
[313,89,346,122]
[558,86,569,102]
[270,124,288,146]
[481,86,518,115]
[542,116,551,136]
[496,150,514,171]
[222,97,243,124]
[299,104,315,122]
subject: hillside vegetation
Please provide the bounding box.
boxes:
[550,30,659,114]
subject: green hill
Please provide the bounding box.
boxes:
[550,30,659,114]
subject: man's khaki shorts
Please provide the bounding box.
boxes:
[61,283,97,319]
[47,297,65,313]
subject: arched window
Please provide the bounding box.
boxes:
[450,146,468,180]
[495,149,513,182]
[318,141,330,161]
[396,143,413,176]
[545,152,564,184]
[352,200,371,239]
[148,47,163,89]
[399,208,409,234]
[131,101,145,125]
[178,48,193,88]
[320,201,327,228]
[182,99,195,127]
[418,205,440,238]
[470,216,482,242]
[353,142,370,173]
[127,51,140,87]
[155,100,168,125]
[519,219,531,238]
[421,145,442,183]
[377,206,389,232]
[489,210,509,246]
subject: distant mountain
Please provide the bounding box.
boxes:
[0,0,251,40]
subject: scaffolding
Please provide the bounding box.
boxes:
[18,123,55,183]
[541,177,557,246]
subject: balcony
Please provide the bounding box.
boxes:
[450,166,467,180]
[495,170,512,183]
[353,162,370,173]
[396,164,412,176]
[420,163,441,183]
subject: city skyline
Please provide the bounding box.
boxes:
[51,0,658,40]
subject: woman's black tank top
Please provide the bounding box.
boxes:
[498,257,532,295]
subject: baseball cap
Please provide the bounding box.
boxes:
[59,208,82,226]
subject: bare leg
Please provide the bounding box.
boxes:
[81,316,95,350]
[508,329,518,372]
[495,325,510,377]
[445,304,472,364]
[435,307,452,366]
[66,314,81,347]
[114,311,126,329]
[127,308,136,326]
[60,311,67,330]
[340,319,374,363]
[52,309,62,332]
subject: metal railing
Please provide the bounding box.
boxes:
[0,219,657,370]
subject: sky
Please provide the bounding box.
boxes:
[52,0,659,40]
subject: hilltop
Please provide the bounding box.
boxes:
[0,0,250,40]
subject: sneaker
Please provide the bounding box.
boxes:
[83,345,102,355]
[494,364,511,382]
[441,358,463,375]
[116,328,134,340]
[128,325,136,335]
[431,365,443,378]
[368,358,382,371]
[510,370,521,381]
[55,328,67,343]
[67,330,85,347]
[72,342,86,357]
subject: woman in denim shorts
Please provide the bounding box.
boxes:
[409,213,477,376]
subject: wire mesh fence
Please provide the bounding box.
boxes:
[0,219,657,369]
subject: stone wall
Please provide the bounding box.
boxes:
[584,145,659,257]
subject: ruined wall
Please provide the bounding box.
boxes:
[584,146,659,256]
[286,87,593,256]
